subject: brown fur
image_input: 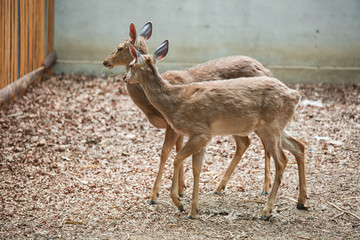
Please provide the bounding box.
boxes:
[125,49,307,218]
[102,23,304,207]
[103,37,148,69]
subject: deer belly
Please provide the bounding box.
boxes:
[211,118,258,136]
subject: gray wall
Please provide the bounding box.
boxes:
[54,0,360,83]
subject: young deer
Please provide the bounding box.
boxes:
[125,41,307,219]
[103,22,276,204]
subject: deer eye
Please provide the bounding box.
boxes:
[117,47,123,52]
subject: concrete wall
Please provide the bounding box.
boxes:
[54,0,360,83]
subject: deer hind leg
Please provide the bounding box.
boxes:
[213,136,250,194]
[188,148,206,219]
[261,138,272,195]
[176,135,186,197]
[256,129,288,219]
[281,132,307,209]
[149,125,179,204]
[170,134,210,217]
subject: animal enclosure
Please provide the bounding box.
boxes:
[0,0,54,94]
[0,1,359,239]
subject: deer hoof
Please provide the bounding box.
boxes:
[147,200,156,205]
[259,215,272,221]
[178,204,185,212]
[261,191,269,195]
[178,193,183,198]
[297,203,309,210]
[186,215,195,220]
[212,191,220,195]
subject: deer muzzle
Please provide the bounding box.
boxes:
[103,60,113,68]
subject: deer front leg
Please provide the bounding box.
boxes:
[281,132,307,209]
[213,136,250,194]
[170,134,210,215]
[257,131,288,219]
[187,148,205,219]
[175,135,185,197]
[261,151,287,219]
[262,140,272,195]
[149,125,179,205]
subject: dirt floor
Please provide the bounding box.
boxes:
[0,74,359,239]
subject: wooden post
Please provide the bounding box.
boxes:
[0,51,57,108]
[46,0,54,75]
[0,0,54,98]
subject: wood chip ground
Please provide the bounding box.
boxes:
[0,74,359,239]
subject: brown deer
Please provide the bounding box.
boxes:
[125,40,307,219]
[103,22,277,204]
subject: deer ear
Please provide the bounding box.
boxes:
[153,40,169,62]
[129,22,137,44]
[129,43,137,60]
[140,22,152,41]
[129,43,144,64]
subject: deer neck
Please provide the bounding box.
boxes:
[137,67,180,117]
[125,65,131,73]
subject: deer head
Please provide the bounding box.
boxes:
[124,40,169,84]
[103,22,152,69]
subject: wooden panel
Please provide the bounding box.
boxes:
[0,1,5,89]
[39,0,46,67]
[11,0,18,84]
[46,0,54,75]
[4,0,10,88]
[0,0,53,91]
[19,0,28,78]
[28,0,33,73]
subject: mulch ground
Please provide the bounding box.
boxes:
[0,74,359,239]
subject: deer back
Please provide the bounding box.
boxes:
[127,45,299,138]
[165,77,299,137]
[162,56,273,85]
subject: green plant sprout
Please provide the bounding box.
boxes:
[101,67,114,77]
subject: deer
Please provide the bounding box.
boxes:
[103,22,279,205]
[125,40,307,219]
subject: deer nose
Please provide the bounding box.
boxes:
[103,60,112,67]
